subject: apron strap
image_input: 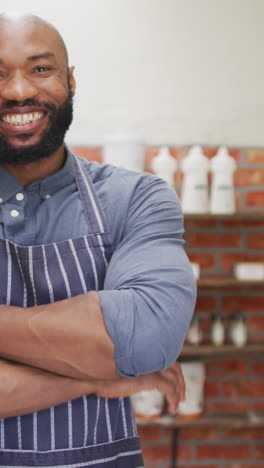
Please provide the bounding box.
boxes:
[73,156,109,235]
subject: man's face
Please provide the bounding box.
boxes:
[0,20,75,164]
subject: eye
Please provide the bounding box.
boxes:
[33,66,53,74]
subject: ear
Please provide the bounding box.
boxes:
[68,66,76,96]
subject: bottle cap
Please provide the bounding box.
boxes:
[210,146,237,172]
[181,145,209,172]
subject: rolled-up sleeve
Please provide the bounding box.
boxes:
[98,173,196,378]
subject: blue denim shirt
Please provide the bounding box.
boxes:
[0,146,196,377]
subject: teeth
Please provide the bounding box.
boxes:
[1,112,44,126]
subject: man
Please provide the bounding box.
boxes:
[0,11,196,467]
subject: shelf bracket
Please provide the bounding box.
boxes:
[171,428,180,468]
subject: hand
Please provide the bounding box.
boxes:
[95,361,185,415]
[141,361,185,415]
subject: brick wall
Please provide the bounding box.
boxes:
[71,145,264,468]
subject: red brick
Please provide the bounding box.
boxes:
[163,427,173,440]
[205,380,220,398]
[144,465,159,468]
[247,149,264,165]
[223,427,264,440]
[235,191,241,209]
[142,444,171,463]
[222,295,264,313]
[221,253,264,272]
[195,296,217,313]
[246,192,264,207]
[179,427,219,441]
[251,334,264,342]
[234,168,264,186]
[255,444,264,460]
[189,233,241,248]
[176,465,218,468]
[184,218,217,229]
[188,253,216,271]
[206,360,248,378]
[247,233,264,250]
[142,443,191,462]
[252,360,264,376]
[222,218,264,228]
[70,146,102,163]
[196,443,250,460]
[222,380,264,398]
[137,426,161,442]
[249,315,264,333]
[253,401,264,412]
[174,170,184,187]
[205,401,249,414]
[225,465,264,468]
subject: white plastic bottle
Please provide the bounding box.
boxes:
[210,146,237,214]
[150,146,178,187]
[181,146,209,213]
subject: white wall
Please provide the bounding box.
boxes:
[2,0,263,146]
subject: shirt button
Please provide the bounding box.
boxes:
[10,209,19,218]
[16,193,24,201]
[45,194,51,199]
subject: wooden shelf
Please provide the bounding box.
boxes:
[197,277,264,289]
[180,344,264,358]
[136,412,264,428]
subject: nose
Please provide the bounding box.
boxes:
[1,71,38,102]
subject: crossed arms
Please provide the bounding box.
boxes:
[0,293,185,418]
[0,175,196,418]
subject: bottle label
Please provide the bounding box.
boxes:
[194,185,207,190]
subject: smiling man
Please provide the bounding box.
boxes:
[0,11,196,468]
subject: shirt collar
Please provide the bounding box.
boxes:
[0,145,75,203]
[0,166,22,204]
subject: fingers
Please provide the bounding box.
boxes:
[155,361,185,414]
[153,372,179,414]
[174,362,185,401]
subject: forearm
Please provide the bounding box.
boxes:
[0,358,185,419]
[0,292,118,380]
[0,358,97,418]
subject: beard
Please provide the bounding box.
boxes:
[0,91,73,165]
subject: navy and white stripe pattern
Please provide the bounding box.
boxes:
[0,157,142,467]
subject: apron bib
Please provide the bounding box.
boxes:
[0,157,144,467]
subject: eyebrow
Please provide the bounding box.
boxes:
[0,52,55,65]
[27,52,55,61]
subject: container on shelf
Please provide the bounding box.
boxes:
[191,262,200,280]
[102,134,145,172]
[186,316,202,346]
[131,390,164,419]
[234,262,264,281]
[229,314,248,347]
[181,145,209,213]
[210,314,225,346]
[177,361,205,419]
[150,146,178,187]
[209,146,237,214]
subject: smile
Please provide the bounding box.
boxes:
[1,112,44,127]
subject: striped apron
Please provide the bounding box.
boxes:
[0,156,144,467]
